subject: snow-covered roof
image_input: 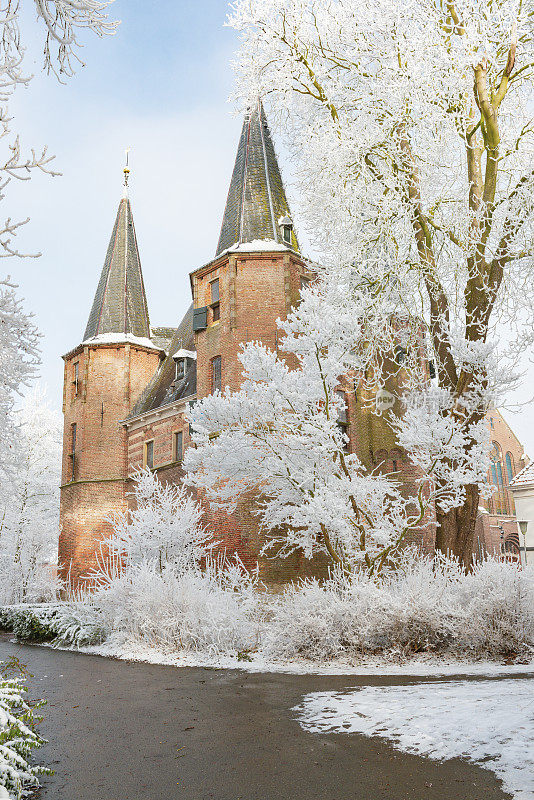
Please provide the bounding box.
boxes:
[226,239,292,253]
[82,333,163,350]
[509,461,534,488]
[173,348,196,361]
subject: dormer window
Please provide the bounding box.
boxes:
[279,215,293,245]
[173,349,196,384]
[175,359,185,381]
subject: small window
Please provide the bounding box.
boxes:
[394,345,407,364]
[392,460,398,472]
[490,417,494,429]
[174,431,183,462]
[175,359,185,381]
[69,423,77,481]
[505,452,514,482]
[335,391,349,451]
[188,400,196,436]
[336,422,350,452]
[144,440,154,470]
[73,362,79,396]
[211,356,222,394]
[210,279,220,303]
[282,225,292,244]
[193,306,208,331]
[210,279,220,323]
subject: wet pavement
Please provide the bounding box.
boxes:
[0,634,518,800]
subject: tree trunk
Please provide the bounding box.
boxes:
[435,483,480,569]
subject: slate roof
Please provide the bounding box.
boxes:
[128,304,196,418]
[215,99,299,256]
[84,192,151,340]
[150,326,178,351]
[127,103,297,421]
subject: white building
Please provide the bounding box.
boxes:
[509,463,534,565]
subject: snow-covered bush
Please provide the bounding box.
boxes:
[77,563,263,656]
[0,663,50,799]
[69,470,268,657]
[2,555,532,664]
[263,554,534,662]
[458,560,534,657]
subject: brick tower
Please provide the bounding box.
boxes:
[58,169,163,586]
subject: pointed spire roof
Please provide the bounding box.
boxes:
[215,99,299,256]
[83,176,151,341]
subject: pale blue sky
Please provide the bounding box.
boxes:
[8,0,251,406]
[6,0,533,457]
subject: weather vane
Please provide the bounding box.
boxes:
[123,147,131,187]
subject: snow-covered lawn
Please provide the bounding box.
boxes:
[294,678,534,799]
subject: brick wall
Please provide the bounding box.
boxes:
[58,342,161,587]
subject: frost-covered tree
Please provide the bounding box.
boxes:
[229,0,534,566]
[0,387,62,603]
[91,469,211,582]
[0,280,39,482]
[186,278,448,576]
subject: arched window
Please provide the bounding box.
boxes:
[490,442,501,485]
[505,452,514,482]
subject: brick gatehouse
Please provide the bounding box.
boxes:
[58,101,527,587]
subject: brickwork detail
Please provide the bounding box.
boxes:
[58,343,161,586]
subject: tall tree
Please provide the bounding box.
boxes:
[229,0,534,565]
[0,387,62,603]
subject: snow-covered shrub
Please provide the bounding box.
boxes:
[68,470,268,657]
[80,563,263,656]
[460,560,534,657]
[0,664,50,799]
[0,605,63,643]
[50,603,108,648]
[264,554,534,662]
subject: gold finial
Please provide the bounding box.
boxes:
[123,147,131,187]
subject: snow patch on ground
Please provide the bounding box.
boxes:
[294,679,534,799]
[76,639,534,677]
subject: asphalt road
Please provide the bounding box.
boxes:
[0,634,519,800]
